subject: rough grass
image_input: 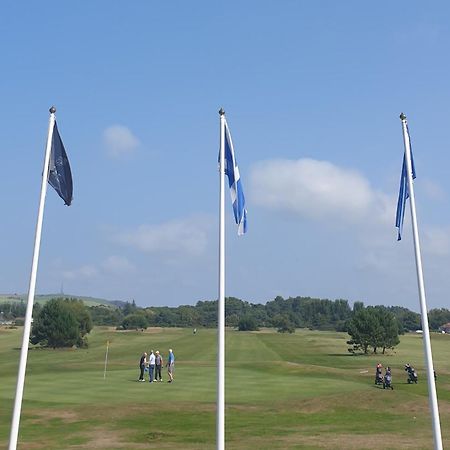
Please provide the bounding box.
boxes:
[0,326,449,449]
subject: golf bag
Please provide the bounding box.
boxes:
[383,372,393,390]
[375,367,383,385]
[405,364,418,384]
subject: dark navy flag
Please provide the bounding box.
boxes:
[395,126,416,241]
[48,122,73,206]
[223,121,247,235]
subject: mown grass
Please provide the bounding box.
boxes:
[0,326,449,449]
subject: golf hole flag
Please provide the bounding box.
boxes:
[395,125,416,241]
[222,120,248,235]
[48,122,73,206]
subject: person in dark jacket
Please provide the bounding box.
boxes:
[138,352,147,381]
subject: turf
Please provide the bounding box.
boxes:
[0,326,449,449]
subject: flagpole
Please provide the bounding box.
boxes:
[400,113,443,450]
[8,106,56,450]
[217,107,226,450]
[103,340,110,380]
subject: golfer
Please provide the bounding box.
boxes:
[138,352,147,382]
[148,349,155,383]
[167,349,175,383]
[155,350,163,382]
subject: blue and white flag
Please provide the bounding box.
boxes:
[223,120,247,235]
[395,126,416,241]
[48,122,73,206]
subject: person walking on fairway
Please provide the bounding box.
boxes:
[167,349,175,383]
[138,352,147,382]
[148,349,155,383]
[155,350,163,382]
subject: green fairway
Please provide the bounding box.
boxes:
[1,327,449,449]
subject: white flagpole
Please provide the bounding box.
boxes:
[8,106,56,450]
[103,340,110,380]
[400,113,443,450]
[217,108,226,450]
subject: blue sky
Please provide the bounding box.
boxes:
[1,2,450,310]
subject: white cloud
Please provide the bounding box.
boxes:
[421,179,446,201]
[115,215,212,257]
[101,255,135,273]
[422,227,450,256]
[61,256,135,284]
[63,265,99,280]
[103,125,140,158]
[250,158,392,224]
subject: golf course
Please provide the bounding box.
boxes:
[1,326,449,449]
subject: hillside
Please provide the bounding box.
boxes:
[0,294,120,308]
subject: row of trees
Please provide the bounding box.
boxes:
[2,295,450,350]
[0,301,39,322]
[97,296,449,334]
[107,296,355,331]
[5,297,450,333]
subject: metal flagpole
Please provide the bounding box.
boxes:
[217,108,226,450]
[103,340,110,380]
[400,113,443,450]
[9,106,56,450]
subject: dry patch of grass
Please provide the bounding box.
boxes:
[278,432,433,449]
[67,428,148,449]
[28,408,79,424]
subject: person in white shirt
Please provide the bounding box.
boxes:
[148,350,156,383]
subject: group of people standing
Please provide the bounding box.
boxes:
[139,349,175,383]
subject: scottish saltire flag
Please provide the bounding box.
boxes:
[223,121,247,235]
[48,122,73,206]
[395,126,416,241]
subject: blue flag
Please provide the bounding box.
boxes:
[48,122,73,206]
[395,126,416,241]
[223,121,247,235]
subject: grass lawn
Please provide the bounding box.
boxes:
[0,326,449,449]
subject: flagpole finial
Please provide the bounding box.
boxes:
[219,108,225,116]
[399,112,407,121]
[49,106,56,114]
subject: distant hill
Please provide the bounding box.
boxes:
[0,294,120,308]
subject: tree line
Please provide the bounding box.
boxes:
[2,296,450,351]
[87,296,450,334]
[3,296,450,332]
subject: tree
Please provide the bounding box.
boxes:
[238,315,258,331]
[273,314,295,333]
[0,301,40,320]
[347,306,400,354]
[347,308,377,354]
[31,299,80,348]
[353,301,365,313]
[374,308,400,354]
[89,305,124,326]
[122,300,138,316]
[66,299,93,346]
[121,313,148,330]
[387,306,421,333]
[428,308,450,331]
